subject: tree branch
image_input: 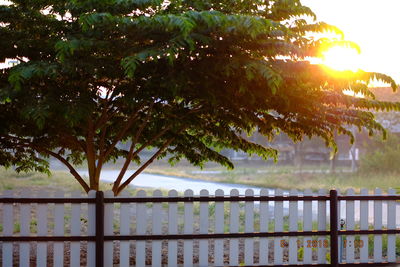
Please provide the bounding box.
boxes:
[95,126,108,179]
[40,149,91,193]
[102,102,153,161]
[1,135,90,192]
[86,119,97,189]
[59,133,85,152]
[111,109,154,192]
[112,123,171,192]
[115,137,175,195]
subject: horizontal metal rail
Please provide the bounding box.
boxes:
[0,198,95,203]
[339,229,400,235]
[3,228,400,242]
[0,236,94,242]
[106,195,331,202]
[1,195,399,204]
[106,231,331,240]
[338,195,400,201]
[0,230,329,242]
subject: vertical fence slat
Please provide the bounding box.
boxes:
[259,189,269,265]
[20,189,31,267]
[119,191,131,267]
[103,191,114,267]
[87,190,96,267]
[303,189,313,264]
[345,188,355,263]
[168,190,178,267]
[199,189,209,267]
[37,191,48,267]
[337,188,341,264]
[70,191,81,267]
[244,189,254,265]
[54,191,65,267]
[317,189,327,264]
[289,189,298,264]
[2,190,14,267]
[183,189,194,267]
[387,188,396,262]
[229,189,239,266]
[151,190,162,267]
[136,190,147,267]
[330,190,339,267]
[359,188,368,263]
[214,189,225,266]
[274,189,283,265]
[374,188,382,263]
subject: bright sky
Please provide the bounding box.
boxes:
[302,0,400,85]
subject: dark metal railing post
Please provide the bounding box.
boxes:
[330,189,339,267]
[95,191,105,267]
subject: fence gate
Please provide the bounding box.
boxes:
[0,188,399,266]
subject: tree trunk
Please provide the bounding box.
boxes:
[330,153,337,173]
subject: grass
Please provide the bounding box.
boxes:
[144,160,399,193]
[0,168,86,192]
[0,167,147,195]
[1,159,399,194]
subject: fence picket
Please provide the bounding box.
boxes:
[387,188,396,262]
[104,191,114,267]
[168,190,178,267]
[136,190,147,267]
[199,189,209,267]
[2,190,14,267]
[87,190,96,267]
[359,188,368,263]
[20,189,31,267]
[183,189,194,267]
[214,189,225,266]
[229,189,239,266]
[53,191,65,267]
[244,189,254,265]
[337,188,341,263]
[151,190,162,267]
[317,189,326,264]
[259,189,269,265]
[289,189,298,264]
[119,191,131,267]
[303,189,313,264]
[274,189,283,265]
[345,188,355,263]
[70,191,81,267]
[37,191,48,267]
[374,188,383,263]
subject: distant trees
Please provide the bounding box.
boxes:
[359,133,400,174]
[1,0,399,194]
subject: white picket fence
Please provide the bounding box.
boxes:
[0,188,399,266]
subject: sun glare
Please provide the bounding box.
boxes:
[322,46,361,71]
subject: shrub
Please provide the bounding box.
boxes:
[359,134,400,174]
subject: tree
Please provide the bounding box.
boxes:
[359,133,400,174]
[0,0,398,195]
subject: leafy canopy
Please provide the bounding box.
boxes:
[0,0,398,194]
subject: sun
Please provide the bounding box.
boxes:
[322,46,361,71]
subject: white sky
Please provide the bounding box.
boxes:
[302,0,400,84]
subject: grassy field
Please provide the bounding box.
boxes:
[145,160,399,193]
[0,160,398,193]
[0,167,144,194]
